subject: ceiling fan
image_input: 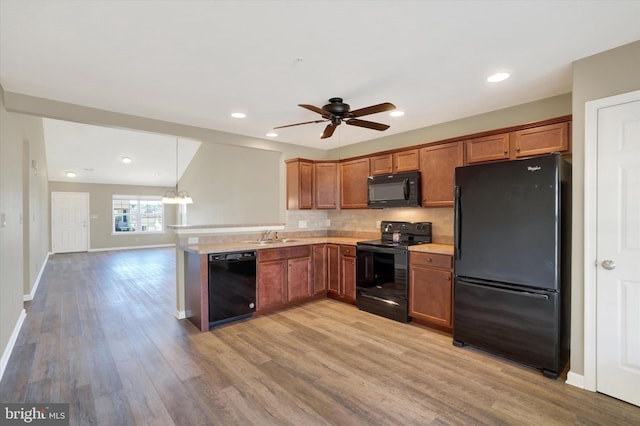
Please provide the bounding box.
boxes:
[274,97,396,139]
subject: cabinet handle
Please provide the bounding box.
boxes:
[503,149,508,154]
[516,147,521,152]
[427,258,432,262]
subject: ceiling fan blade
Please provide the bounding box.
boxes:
[348,102,396,118]
[299,104,327,116]
[321,124,337,139]
[274,119,328,129]
[345,118,390,131]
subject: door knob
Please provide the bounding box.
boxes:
[601,260,616,270]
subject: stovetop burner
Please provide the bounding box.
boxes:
[357,221,432,249]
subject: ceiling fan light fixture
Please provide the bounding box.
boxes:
[487,72,511,83]
[65,171,77,178]
[231,112,246,119]
[121,156,132,164]
[266,132,278,137]
[390,111,405,117]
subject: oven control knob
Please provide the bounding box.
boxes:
[249,303,255,309]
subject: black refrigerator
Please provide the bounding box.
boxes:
[453,153,571,378]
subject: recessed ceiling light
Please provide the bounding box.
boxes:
[65,171,77,178]
[121,156,132,164]
[266,132,278,137]
[487,72,511,83]
[231,112,247,119]
[390,111,405,117]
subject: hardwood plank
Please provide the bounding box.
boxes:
[1,248,638,426]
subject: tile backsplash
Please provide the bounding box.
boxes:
[286,207,454,244]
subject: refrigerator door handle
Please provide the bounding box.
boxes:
[458,279,550,300]
[454,185,461,259]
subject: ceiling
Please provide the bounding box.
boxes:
[1,0,639,185]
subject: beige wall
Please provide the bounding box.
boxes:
[570,40,640,376]
[179,142,283,225]
[48,182,178,250]
[0,89,49,372]
[23,118,50,298]
[327,94,572,159]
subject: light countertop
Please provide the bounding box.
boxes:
[182,237,453,256]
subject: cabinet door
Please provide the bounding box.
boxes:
[340,254,356,301]
[369,154,393,175]
[409,265,452,328]
[513,122,569,158]
[257,260,286,310]
[312,244,327,294]
[287,256,311,301]
[465,133,510,164]
[393,149,420,172]
[327,244,340,294]
[340,158,370,208]
[314,162,338,209]
[286,159,313,209]
[420,142,463,207]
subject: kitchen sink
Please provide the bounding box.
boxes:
[242,239,299,245]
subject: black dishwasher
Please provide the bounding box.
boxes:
[208,251,257,328]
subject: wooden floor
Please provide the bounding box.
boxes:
[1,248,638,425]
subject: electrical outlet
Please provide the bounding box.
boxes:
[188,237,199,245]
[298,220,307,229]
[324,219,331,227]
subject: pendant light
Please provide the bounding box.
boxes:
[162,137,193,205]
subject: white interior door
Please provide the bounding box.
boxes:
[594,94,640,406]
[51,191,89,253]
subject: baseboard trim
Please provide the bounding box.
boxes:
[23,252,51,302]
[88,243,175,252]
[565,371,586,389]
[175,310,187,320]
[0,309,27,382]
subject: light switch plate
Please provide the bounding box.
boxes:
[298,220,307,229]
[188,237,199,245]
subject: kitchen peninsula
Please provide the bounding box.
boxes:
[172,222,453,332]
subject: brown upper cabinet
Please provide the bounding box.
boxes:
[340,158,370,209]
[286,159,313,209]
[512,122,569,158]
[419,142,463,207]
[369,149,420,175]
[286,159,337,210]
[314,162,338,209]
[285,116,570,210]
[465,133,510,164]
[466,122,570,164]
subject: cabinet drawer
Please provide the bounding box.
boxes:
[410,252,452,269]
[258,245,311,262]
[340,245,356,257]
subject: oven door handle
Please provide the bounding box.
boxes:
[360,293,400,306]
[357,245,407,255]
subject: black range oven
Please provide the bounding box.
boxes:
[356,221,432,322]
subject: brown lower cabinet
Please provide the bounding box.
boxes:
[257,245,312,312]
[409,251,453,332]
[326,244,356,303]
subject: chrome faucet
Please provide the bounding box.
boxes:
[259,229,273,241]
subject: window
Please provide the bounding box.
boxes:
[112,196,164,234]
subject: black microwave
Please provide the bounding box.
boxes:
[367,171,422,208]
